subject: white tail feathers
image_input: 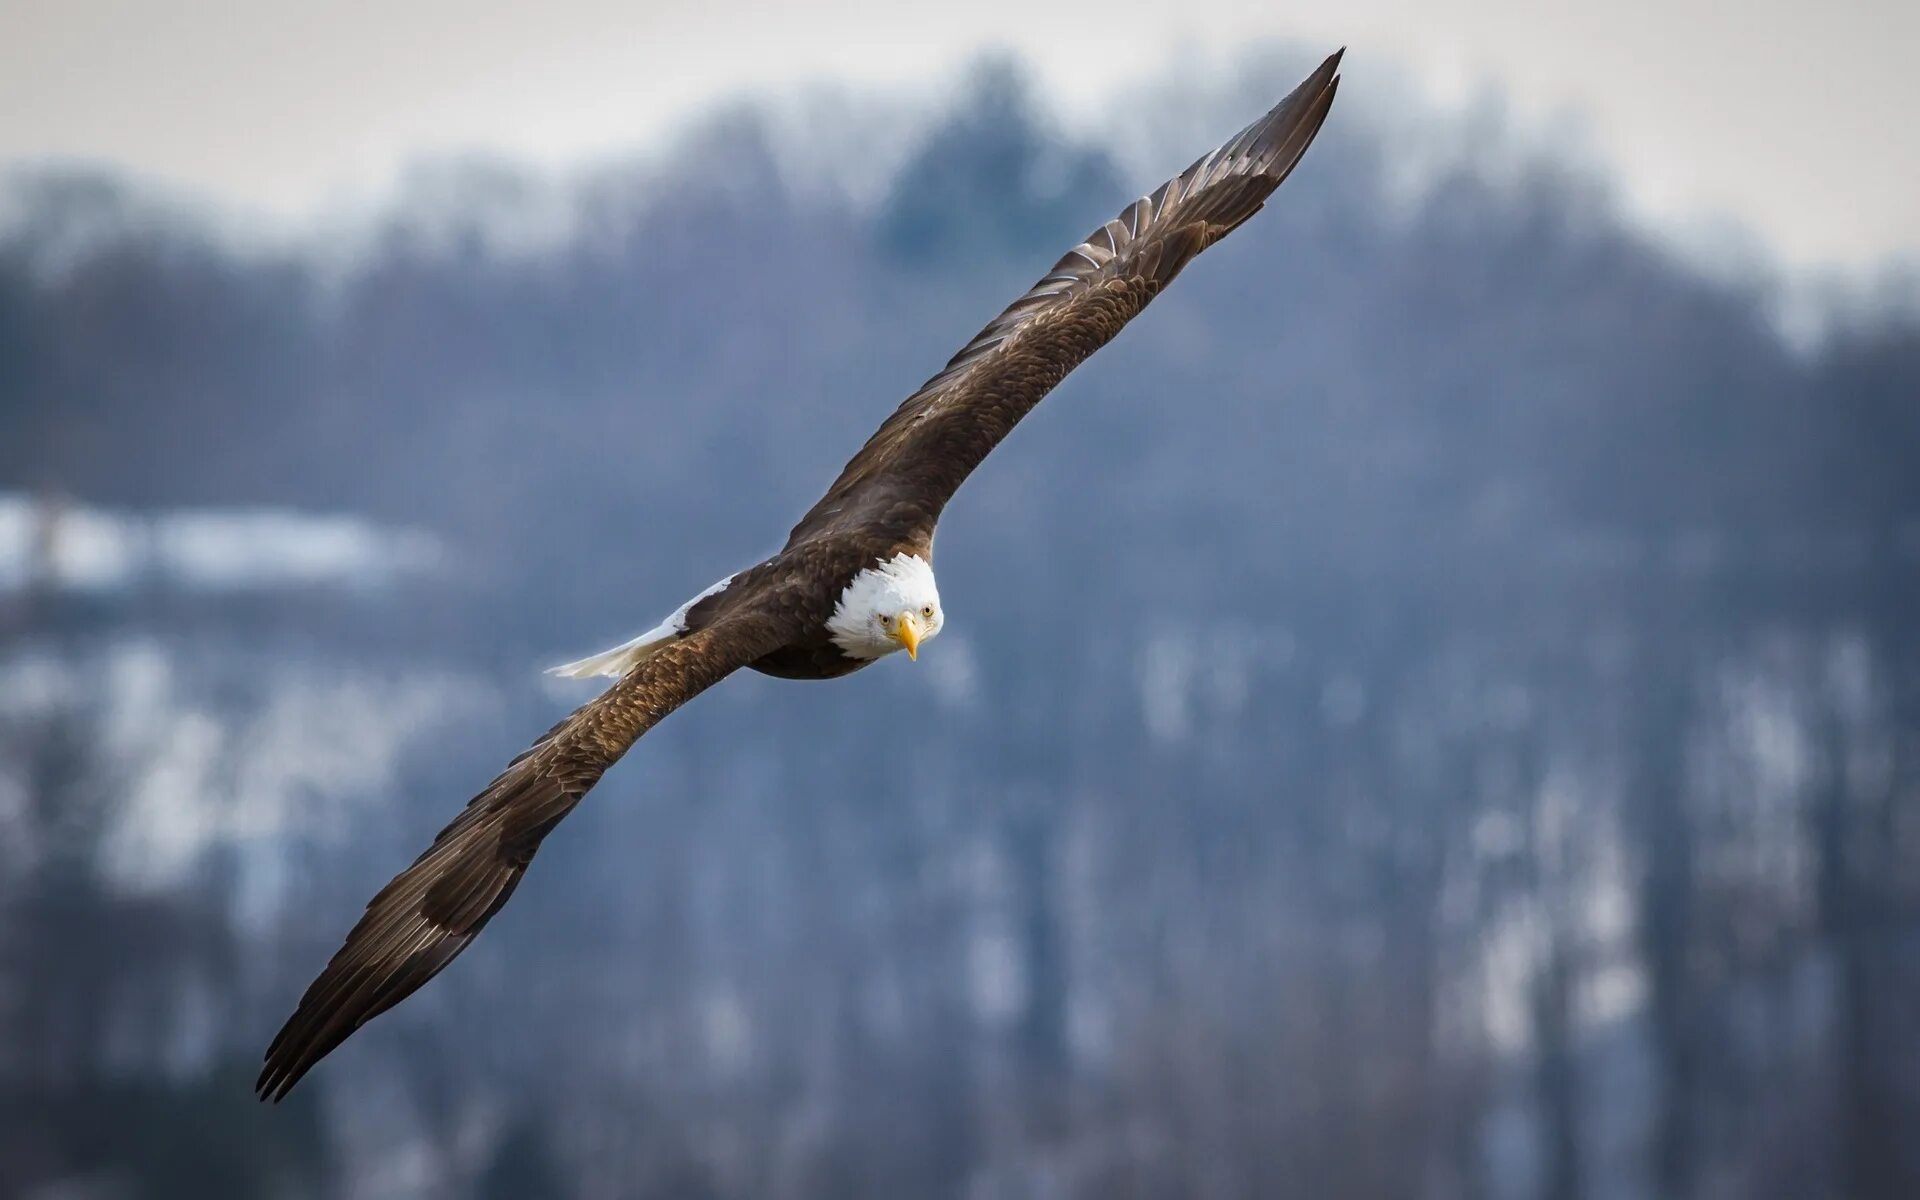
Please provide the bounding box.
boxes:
[547,574,735,681]
[545,629,673,680]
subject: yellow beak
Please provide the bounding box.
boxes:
[894,612,921,660]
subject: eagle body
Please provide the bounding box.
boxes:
[259,51,1343,1100]
[699,536,939,681]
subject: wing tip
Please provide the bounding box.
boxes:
[255,1055,305,1104]
[1304,47,1345,94]
[1241,47,1344,181]
[1279,46,1345,132]
[256,1006,333,1102]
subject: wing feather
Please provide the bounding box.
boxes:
[256,612,790,1101]
[788,49,1341,543]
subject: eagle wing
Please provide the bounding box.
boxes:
[257,610,793,1101]
[787,49,1341,544]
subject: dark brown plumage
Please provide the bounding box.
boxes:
[258,49,1341,1100]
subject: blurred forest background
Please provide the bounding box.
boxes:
[2,44,1918,1200]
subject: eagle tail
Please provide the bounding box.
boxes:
[548,575,737,680]
[545,627,673,679]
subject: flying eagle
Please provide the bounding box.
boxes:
[258,50,1342,1100]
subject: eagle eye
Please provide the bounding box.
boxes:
[921,605,934,618]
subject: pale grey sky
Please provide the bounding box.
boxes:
[2,1,1914,273]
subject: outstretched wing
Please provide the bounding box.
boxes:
[787,49,1342,544]
[257,611,791,1101]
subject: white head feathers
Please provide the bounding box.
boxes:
[826,553,945,660]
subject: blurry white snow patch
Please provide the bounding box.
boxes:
[155,508,440,590]
[0,491,443,595]
[0,638,485,901]
[1137,623,1292,744]
[699,985,754,1076]
[924,632,980,710]
[112,661,480,893]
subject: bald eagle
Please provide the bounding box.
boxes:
[259,50,1342,1100]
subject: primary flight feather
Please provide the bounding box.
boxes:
[259,49,1342,1101]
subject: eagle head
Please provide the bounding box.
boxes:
[827,552,944,661]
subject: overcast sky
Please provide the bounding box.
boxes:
[2,1,1914,274]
